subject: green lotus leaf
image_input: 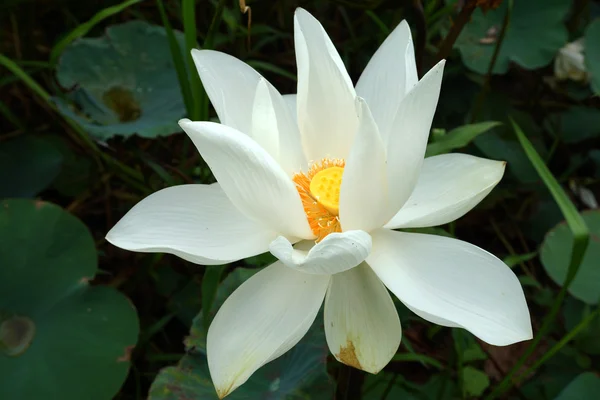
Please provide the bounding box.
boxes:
[53,20,186,139]
[540,210,600,305]
[0,135,63,198]
[455,0,570,74]
[0,199,140,400]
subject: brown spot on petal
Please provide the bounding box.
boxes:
[337,340,362,370]
[216,384,233,400]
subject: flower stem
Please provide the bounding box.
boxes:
[434,0,478,65]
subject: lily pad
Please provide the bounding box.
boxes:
[54,20,186,139]
[585,19,600,95]
[554,373,600,400]
[0,199,139,400]
[0,135,62,198]
[540,210,600,305]
[150,268,334,399]
[456,0,570,74]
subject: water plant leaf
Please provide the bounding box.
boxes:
[54,21,186,139]
[541,211,600,305]
[0,199,139,400]
[456,0,570,74]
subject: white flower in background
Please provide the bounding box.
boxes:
[554,38,588,82]
[107,8,532,398]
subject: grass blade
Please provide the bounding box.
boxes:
[201,266,224,333]
[392,352,444,370]
[0,53,147,192]
[182,0,202,120]
[425,121,501,157]
[156,0,194,116]
[485,118,590,400]
[49,0,143,65]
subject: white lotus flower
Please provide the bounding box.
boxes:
[106,8,532,398]
[554,38,588,82]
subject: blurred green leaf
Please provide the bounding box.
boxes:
[392,352,444,370]
[555,106,600,143]
[425,121,501,157]
[474,96,547,183]
[456,0,570,74]
[0,135,63,198]
[462,366,490,398]
[362,372,456,400]
[585,19,600,95]
[554,373,600,400]
[0,199,139,400]
[541,211,600,304]
[201,266,224,333]
[44,135,96,197]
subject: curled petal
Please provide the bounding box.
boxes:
[269,231,372,275]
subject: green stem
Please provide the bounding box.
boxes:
[471,0,513,122]
[198,0,227,121]
[157,0,194,116]
[518,307,600,381]
[434,0,477,65]
[485,120,590,400]
[182,0,201,120]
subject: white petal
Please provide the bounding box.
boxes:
[252,79,306,175]
[385,154,506,229]
[207,261,329,398]
[282,94,297,126]
[251,78,280,162]
[106,184,277,265]
[191,49,258,133]
[324,263,401,373]
[192,50,304,175]
[339,98,390,232]
[179,120,312,239]
[386,61,445,215]
[368,229,532,346]
[269,231,372,275]
[355,20,418,143]
[294,8,357,161]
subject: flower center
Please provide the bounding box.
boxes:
[309,166,343,215]
[293,158,345,242]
